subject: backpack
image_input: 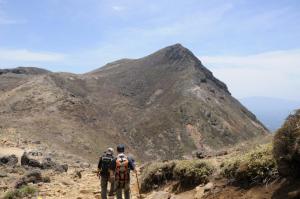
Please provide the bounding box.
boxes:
[101,152,113,174]
[115,154,129,185]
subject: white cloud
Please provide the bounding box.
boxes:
[200,49,300,100]
[0,49,65,62]
[112,6,125,11]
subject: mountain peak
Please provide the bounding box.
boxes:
[144,43,198,65]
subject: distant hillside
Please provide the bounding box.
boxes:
[0,44,268,161]
[240,97,300,131]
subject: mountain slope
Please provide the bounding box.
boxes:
[0,44,268,161]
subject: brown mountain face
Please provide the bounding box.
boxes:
[0,44,268,161]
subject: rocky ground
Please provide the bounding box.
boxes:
[1,128,299,199]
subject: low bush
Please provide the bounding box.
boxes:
[140,160,213,193]
[3,185,37,199]
[273,110,300,178]
[221,144,278,185]
[173,160,212,189]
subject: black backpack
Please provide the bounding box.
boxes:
[101,153,113,174]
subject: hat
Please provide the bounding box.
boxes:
[107,147,114,154]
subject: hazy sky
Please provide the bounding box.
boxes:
[0,0,300,100]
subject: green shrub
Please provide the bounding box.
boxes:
[221,144,278,185]
[140,161,176,192]
[173,160,212,189]
[273,110,300,178]
[140,160,213,193]
[3,185,37,199]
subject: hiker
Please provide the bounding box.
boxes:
[97,147,115,199]
[110,144,136,199]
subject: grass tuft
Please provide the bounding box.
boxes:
[3,185,37,199]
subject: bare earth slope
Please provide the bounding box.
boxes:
[0,44,268,161]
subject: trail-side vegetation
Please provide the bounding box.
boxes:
[3,185,37,199]
[273,110,300,178]
[140,159,214,193]
[221,144,278,185]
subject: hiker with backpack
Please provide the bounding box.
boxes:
[97,147,115,199]
[110,144,136,199]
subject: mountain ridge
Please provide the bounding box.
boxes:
[0,44,268,161]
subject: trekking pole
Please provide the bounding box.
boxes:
[135,171,143,199]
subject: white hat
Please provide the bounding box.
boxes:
[107,147,114,154]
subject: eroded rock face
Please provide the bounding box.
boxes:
[273,110,300,178]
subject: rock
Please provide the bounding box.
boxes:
[194,186,205,199]
[73,170,82,179]
[28,159,42,168]
[80,162,90,169]
[21,152,29,165]
[193,149,211,159]
[0,155,18,166]
[79,189,94,194]
[0,172,8,178]
[204,182,214,192]
[32,140,41,145]
[21,152,42,168]
[55,163,68,173]
[148,191,171,199]
[28,150,43,156]
[215,150,228,156]
[41,157,68,172]
[0,185,8,191]
[15,169,43,188]
[61,179,74,186]
[43,176,51,183]
[41,157,56,169]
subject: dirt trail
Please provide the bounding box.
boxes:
[36,168,148,199]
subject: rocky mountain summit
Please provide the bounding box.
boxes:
[0,44,268,161]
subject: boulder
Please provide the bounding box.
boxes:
[42,158,68,172]
[193,150,209,159]
[55,163,68,173]
[15,169,43,188]
[41,157,57,169]
[80,162,90,169]
[21,153,68,172]
[0,155,18,166]
[203,182,214,192]
[21,152,42,168]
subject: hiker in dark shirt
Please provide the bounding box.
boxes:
[97,147,115,199]
[110,144,136,199]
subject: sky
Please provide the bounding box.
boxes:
[0,0,300,100]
